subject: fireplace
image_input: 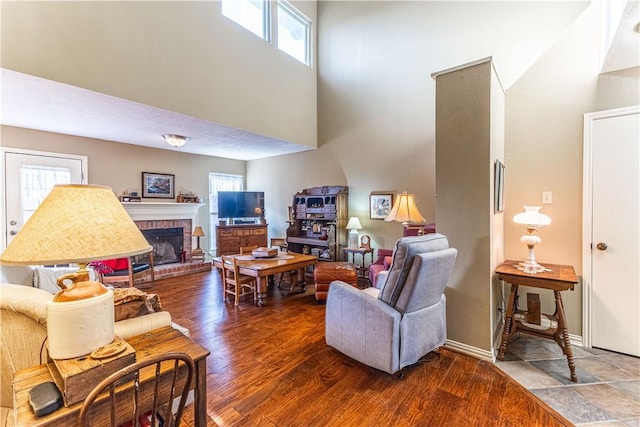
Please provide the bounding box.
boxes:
[133,219,192,266]
[138,227,184,265]
[123,203,211,280]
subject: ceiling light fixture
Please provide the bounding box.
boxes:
[163,134,189,148]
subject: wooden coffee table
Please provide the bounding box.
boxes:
[213,251,317,306]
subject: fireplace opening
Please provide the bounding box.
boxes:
[137,227,184,265]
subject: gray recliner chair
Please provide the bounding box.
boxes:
[325,234,457,376]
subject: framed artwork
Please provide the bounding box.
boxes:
[494,160,505,213]
[142,172,175,199]
[370,193,393,219]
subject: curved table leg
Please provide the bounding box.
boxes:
[498,284,518,360]
[554,290,577,382]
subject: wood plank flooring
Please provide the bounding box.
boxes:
[151,270,572,426]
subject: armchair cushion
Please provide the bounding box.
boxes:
[383,256,393,269]
[378,233,450,310]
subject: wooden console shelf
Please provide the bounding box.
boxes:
[216,224,268,256]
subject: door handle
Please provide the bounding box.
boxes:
[596,242,608,251]
[9,230,17,236]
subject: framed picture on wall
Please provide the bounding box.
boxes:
[370,193,393,219]
[142,172,175,199]
[494,160,505,213]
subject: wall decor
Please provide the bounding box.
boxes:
[370,193,393,219]
[142,172,175,199]
[494,160,505,213]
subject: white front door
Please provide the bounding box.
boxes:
[2,148,87,249]
[584,106,640,357]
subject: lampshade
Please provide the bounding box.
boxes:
[513,206,551,228]
[345,217,362,249]
[193,226,205,237]
[163,134,189,147]
[346,217,363,230]
[0,184,152,359]
[0,184,152,265]
[384,192,426,224]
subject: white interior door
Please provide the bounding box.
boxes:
[586,107,639,357]
[2,148,86,249]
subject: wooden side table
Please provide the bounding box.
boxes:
[343,247,374,284]
[13,327,210,426]
[496,260,579,382]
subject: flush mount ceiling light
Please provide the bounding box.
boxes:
[162,134,189,148]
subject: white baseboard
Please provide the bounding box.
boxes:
[445,333,584,364]
[445,339,494,361]
[569,333,583,347]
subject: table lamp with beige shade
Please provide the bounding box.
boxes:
[191,225,205,261]
[0,184,152,359]
[385,192,426,230]
[345,217,362,249]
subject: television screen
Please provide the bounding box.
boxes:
[217,191,264,219]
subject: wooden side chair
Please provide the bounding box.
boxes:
[99,251,155,289]
[270,237,287,251]
[78,352,195,427]
[269,238,295,289]
[221,255,257,305]
[240,245,258,255]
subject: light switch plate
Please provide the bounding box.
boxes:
[542,191,553,204]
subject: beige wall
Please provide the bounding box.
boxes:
[292,0,586,253]
[1,125,245,254]
[1,1,317,149]
[435,60,497,352]
[504,3,602,334]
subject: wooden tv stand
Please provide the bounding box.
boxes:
[216,223,268,256]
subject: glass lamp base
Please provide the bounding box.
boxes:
[516,261,551,274]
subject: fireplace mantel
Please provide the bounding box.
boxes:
[122,202,205,222]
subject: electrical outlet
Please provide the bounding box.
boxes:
[542,191,552,204]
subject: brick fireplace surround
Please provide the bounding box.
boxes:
[122,202,211,282]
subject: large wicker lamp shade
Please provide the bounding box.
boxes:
[0,184,152,359]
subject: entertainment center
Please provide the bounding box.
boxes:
[286,186,348,262]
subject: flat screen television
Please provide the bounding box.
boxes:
[217,191,264,219]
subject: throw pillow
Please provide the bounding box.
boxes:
[112,287,162,321]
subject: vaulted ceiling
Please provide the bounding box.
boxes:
[2,1,637,160]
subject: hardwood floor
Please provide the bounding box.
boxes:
[151,270,572,426]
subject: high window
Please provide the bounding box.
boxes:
[277,1,311,65]
[208,173,244,253]
[221,0,270,41]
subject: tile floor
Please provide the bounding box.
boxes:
[495,334,640,426]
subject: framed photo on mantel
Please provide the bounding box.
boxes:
[142,172,175,199]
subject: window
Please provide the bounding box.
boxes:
[277,0,311,65]
[21,165,71,223]
[209,173,244,253]
[222,0,270,41]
